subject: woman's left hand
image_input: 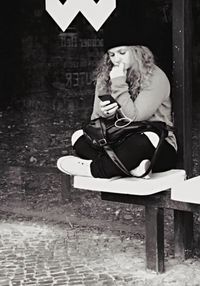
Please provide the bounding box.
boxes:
[100,100,118,117]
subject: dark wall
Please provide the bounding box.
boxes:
[0,0,173,110]
[0,2,22,109]
[1,0,200,173]
[3,0,200,108]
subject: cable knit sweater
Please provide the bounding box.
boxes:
[91,66,177,151]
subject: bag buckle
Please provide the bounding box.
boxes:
[98,138,107,146]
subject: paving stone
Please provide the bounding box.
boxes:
[68,284,83,286]
[37,282,54,286]
[22,282,37,286]
[0,281,10,286]
[68,280,83,286]
[99,273,114,280]
[11,282,22,286]
[68,277,83,282]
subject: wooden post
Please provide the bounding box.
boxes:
[172,0,193,177]
[174,210,193,258]
[61,174,72,201]
[172,0,193,259]
[145,206,164,273]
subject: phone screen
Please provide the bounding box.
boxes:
[98,94,121,108]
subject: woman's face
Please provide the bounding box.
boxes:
[108,46,135,70]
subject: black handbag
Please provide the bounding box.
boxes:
[83,116,171,178]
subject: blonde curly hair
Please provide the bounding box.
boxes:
[94,46,156,100]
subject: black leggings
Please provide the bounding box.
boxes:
[73,134,177,178]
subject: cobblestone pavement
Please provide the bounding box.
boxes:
[0,220,146,286]
[1,220,200,286]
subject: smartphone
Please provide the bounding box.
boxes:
[98,94,121,108]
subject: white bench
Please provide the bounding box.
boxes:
[67,169,187,273]
[73,169,186,196]
[171,175,200,204]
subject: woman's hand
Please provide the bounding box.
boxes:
[110,63,126,79]
[100,100,118,117]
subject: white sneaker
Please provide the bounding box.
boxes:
[130,159,151,179]
[57,155,92,177]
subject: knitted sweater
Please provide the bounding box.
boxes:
[91,66,177,151]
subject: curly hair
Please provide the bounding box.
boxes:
[94,46,156,100]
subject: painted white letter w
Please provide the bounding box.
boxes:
[45,0,116,31]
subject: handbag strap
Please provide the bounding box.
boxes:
[103,128,166,178]
[103,145,132,177]
[137,128,166,178]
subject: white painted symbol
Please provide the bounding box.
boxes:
[45,0,116,31]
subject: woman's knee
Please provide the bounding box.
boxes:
[153,141,177,172]
[144,131,159,148]
[71,129,84,146]
[72,130,101,160]
[115,134,155,168]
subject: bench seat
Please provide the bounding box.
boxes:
[171,175,200,204]
[73,169,186,196]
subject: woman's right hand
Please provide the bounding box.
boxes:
[100,100,118,117]
[110,63,126,79]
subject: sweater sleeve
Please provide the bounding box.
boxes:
[110,67,171,121]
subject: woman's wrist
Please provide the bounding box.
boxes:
[110,63,127,79]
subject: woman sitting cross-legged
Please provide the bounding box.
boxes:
[57,31,177,179]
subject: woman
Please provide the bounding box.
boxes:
[57,43,177,178]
